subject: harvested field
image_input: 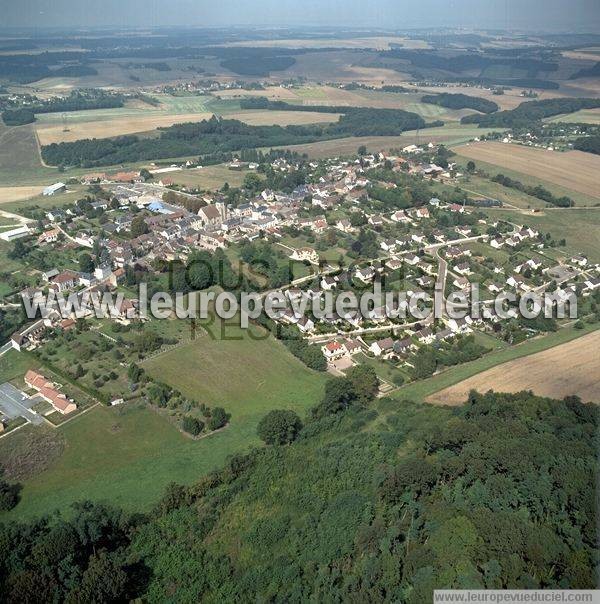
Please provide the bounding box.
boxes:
[227,109,340,126]
[426,330,600,406]
[455,142,600,199]
[35,112,213,145]
[0,186,44,204]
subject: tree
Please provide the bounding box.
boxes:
[345,365,379,404]
[79,252,95,273]
[182,415,204,436]
[207,407,230,431]
[466,160,476,173]
[0,468,19,511]
[8,239,29,260]
[140,168,153,181]
[257,410,303,445]
[130,214,149,237]
[357,145,368,156]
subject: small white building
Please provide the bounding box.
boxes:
[43,182,66,196]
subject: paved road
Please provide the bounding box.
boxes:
[0,383,43,425]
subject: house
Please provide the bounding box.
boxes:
[24,370,77,415]
[393,338,414,355]
[390,210,410,223]
[42,268,59,282]
[435,328,453,342]
[370,337,394,357]
[507,274,526,290]
[404,253,420,266]
[335,218,353,233]
[43,182,66,196]
[368,215,384,227]
[584,277,600,291]
[321,276,338,290]
[455,262,472,276]
[321,341,345,360]
[490,237,504,249]
[343,339,362,355]
[415,207,430,219]
[297,316,315,333]
[385,258,403,271]
[38,228,60,244]
[453,276,471,291]
[415,327,435,344]
[380,239,397,252]
[447,317,472,334]
[571,255,588,268]
[49,271,78,292]
[411,233,426,244]
[197,204,223,228]
[355,266,375,283]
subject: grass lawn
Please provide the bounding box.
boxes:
[457,174,550,210]
[2,320,326,520]
[0,350,38,384]
[390,323,599,404]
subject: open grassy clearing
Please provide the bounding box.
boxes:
[164,165,250,190]
[391,323,600,404]
[454,142,600,200]
[545,108,600,125]
[484,207,600,262]
[427,329,600,405]
[226,109,340,126]
[2,320,326,520]
[457,174,550,209]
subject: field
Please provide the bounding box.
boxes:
[545,108,600,125]
[484,207,600,262]
[0,186,44,205]
[455,142,600,200]
[226,109,340,126]
[272,124,504,158]
[165,164,250,189]
[391,323,600,404]
[1,321,326,520]
[427,330,600,405]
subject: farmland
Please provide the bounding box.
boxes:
[546,107,600,124]
[1,321,326,520]
[426,329,600,405]
[454,142,600,200]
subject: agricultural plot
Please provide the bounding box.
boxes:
[0,186,43,205]
[545,108,600,124]
[165,164,250,190]
[455,142,600,201]
[427,330,600,405]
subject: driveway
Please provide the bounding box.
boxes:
[0,383,44,425]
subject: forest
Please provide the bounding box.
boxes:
[421,93,498,114]
[461,97,600,127]
[41,109,431,168]
[0,390,596,601]
[573,134,600,155]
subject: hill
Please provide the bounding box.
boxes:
[1,390,597,601]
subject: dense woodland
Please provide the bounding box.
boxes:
[41,108,431,168]
[574,134,600,155]
[461,97,600,127]
[421,93,498,114]
[0,390,597,601]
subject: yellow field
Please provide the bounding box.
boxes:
[455,142,600,199]
[427,330,600,405]
[0,186,45,204]
[226,110,340,126]
[35,112,213,145]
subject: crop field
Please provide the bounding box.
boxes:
[2,321,326,520]
[455,142,600,200]
[0,186,45,205]
[426,330,600,405]
[225,109,340,126]
[161,165,250,189]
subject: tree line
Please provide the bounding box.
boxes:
[421,92,499,114]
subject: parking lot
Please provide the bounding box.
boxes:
[0,382,44,425]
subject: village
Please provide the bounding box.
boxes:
[1,142,599,431]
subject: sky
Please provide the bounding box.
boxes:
[1,0,599,31]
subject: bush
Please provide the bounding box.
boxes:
[207,407,230,431]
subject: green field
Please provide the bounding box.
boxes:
[546,108,600,125]
[391,323,600,404]
[484,207,600,262]
[1,321,326,520]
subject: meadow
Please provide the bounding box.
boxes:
[0,320,326,520]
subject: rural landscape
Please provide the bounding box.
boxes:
[0,1,599,602]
